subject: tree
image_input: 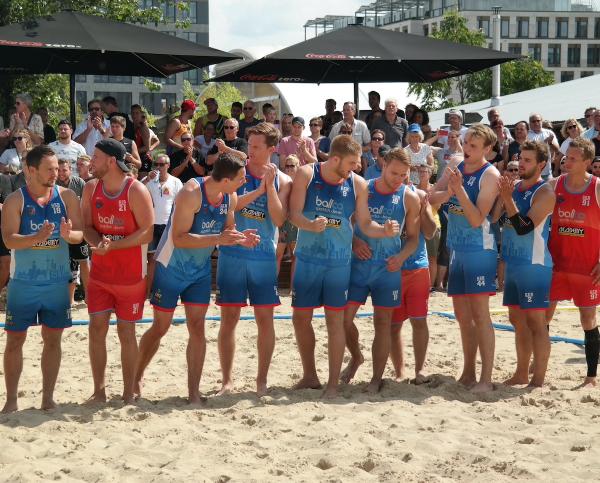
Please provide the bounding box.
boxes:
[178,79,246,127]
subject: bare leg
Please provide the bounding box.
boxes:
[88,312,111,403]
[116,321,138,404]
[497,260,505,291]
[254,306,275,397]
[410,318,430,383]
[470,295,495,393]
[366,308,393,393]
[428,257,438,291]
[527,310,551,387]
[2,331,27,413]
[69,283,76,305]
[40,326,63,410]
[435,265,448,290]
[341,303,364,384]
[453,297,478,387]
[217,305,241,395]
[389,323,406,381]
[322,308,346,398]
[292,308,321,389]
[133,309,173,398]
[276,243,286,275]
[185,305,208,403]
[504,307,532,385]
[0,255,10,291]
[79,259,90,293]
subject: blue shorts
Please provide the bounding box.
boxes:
[150,262,211,311]
[5,279,71,332]
[216,252,280,307]
[348,259,401,308]
[292,259,351,310]
[448,249,497,296]
[503,263,551,310]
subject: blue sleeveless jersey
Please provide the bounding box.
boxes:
[402,184,429,271]
[11,186,70,284]
[354,179,405,262]
[502,180,552,267]
[447,162,496,251]
[155,177,229,278]
[295,163,357,266]
[220,165,279,260]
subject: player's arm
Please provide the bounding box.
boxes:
[108,181,154,250]
[490,194,506,223]
[354,176,399,239]
[387,188,420,271]
[127,141,142,168]
[289,165,325,232]
[268,168,290,227]
[453,167,499,228]
[428,167,454,205]
[1,191,51,249]
[417,189,437,240]
[81,180,103,248]
[59,188,84,244]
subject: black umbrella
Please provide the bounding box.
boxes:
[209,25,520,109]
[0,10,240,124]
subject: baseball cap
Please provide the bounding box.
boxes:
[408,123,422,133]
[95,138,130,172]
[448,109,463,120]
[378,144,391,157]
[181,99,197,112]
[292,116,305,126]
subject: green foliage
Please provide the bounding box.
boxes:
[14,73,75,125]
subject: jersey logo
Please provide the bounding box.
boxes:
[219,204,228,215]
[476,276,486,287]
[118,200,127,212]
[591,290,598,301]
[522,191,532,200]
[582,195,591,207]
[132,303,140,315]
[341,186,350,197]
[392,195,400,205]
[524,292,534,303]
[467,176,476,187]
[392,290,399,301]
[26,205,36,216]
[240,207,266,220]
[51,203,61,214]
[95,200,103,209]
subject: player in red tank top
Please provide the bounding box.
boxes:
[548,137,600,388]
[82,139,154,404]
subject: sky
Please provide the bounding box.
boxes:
[209,0,417,122]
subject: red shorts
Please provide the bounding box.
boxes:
[549,271,600,308]
[392,268,430,324]
[87,278,146,321]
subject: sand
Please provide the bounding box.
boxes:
[1,292,599,482]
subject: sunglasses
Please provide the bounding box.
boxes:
[181,138,192,142]
[567,125,577,129]
[12,136,25,141]
[530,119,541,123]
[372,137,384,141]
[507,168,519,172]
[153,163,167,167]
[340,131,352,134]
[243,107,254,110]
[224,125,236,130]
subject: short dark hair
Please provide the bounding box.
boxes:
[368,90,380,101]
[57,158,70,166]
[520,140,548,164]
[246,122,280,147]
[26,145,56,169]
[212,153,246,181]
[87,99,101,109]
[102,96,118,107]
[231,101,243,109]
[58,119,72,128]
[131,104,142,111]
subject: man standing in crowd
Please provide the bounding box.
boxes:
[280,113,294,138]
[110,116,141,170]
[82,139,154,404]
[342,148,420,393]
[216,123,291,397]
[134,154,259,403]
[493,141,555,387]
[1,145,83,413]
[320,99,337,137]
[289,135,399,398]
[527,113,559,180]
[56,158,88,306]
[547,137,600,388]
[230,101,243,121]
[165,100,196,155]
[329,102,370,149]
[277,117,317,167]
[371,98,409,148]
[583,109,600,140]
[74,99,110,156]
[206,118,248,169]
[238,101,261,139]
[583,107,597,137]
[49,120,87,174]
[195,98,226,139]
[431,124,500,393]
[77,154,94,182]
[141,154,183,296]
[101,96,135,139]
[364,91,384,130]
[131,104,160,179]
[169,133,206,183]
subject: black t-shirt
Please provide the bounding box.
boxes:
[44,124,56,144]
[507,141,522,161]
[169,148,205,183]
[207,137,248,156]
[107,112,135,140]
[238,118,261,139]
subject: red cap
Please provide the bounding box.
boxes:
[180,99,197,112]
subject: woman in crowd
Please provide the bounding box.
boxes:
[308,117,330,162]
[405,123,434,185]
[8,93,44,146]
[0,129,32,173]
[489,119,509,171]
[361,129,385,173]
[194,121,217,158]
[559,118,584,155]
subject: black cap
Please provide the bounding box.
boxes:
[378,144,391,157]
[292,116,305,126]
[95,138,130,172]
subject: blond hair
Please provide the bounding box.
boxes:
[568,137,595,161]
[329,134,362,159]
[384,147,410,167]
[465,123,497,148]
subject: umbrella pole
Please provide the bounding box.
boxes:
[354,82,359,112]
[69,74,76,128]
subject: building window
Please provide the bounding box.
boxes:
[501,17,510,38]
[94,75,132,84]
[163,3,176,23]
[595,19,600,38]
[588,45,600,66]
[548,44,561,67]
[556,18,568,39]
[139,93,177,116]
[478,17,490,37]
[75,91,87,112]
[93,92,132,112]
[528,44,541,62]
[75,74,87,83]
[517,17,529,38]
[188,1,197,23]
[196,0,208,24]
[178,32,198,43]
[183,69,200,85]
[508,43,522,55]
[568,45,581,67]
[402,27,408,33]
[576,18,588,39]
[139,75,176,86]
[561,71,574,82]
[537,18,548,38]
[423,24,429,36]
[581,71,594,78]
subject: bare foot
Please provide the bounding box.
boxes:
[133,379,143,400]
[122,392,135,405]
[41,398,57,411]
[1,399,18,414]
[256,381,269,397]
[576,377,597,389]
[503,375,529,386]
[471,381,494,393]
[216,381,234,396]
[321,384,338,399]
[188,393,207,405]
[340,355,364,384]
[526,381,544,390]
[394,370,407,383]
[411,373,431,385]
[293,377,322,390]
[85,389,107,405]
[457,374,476,388]
[365,379,383,394]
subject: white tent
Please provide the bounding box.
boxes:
[428,75,599,129]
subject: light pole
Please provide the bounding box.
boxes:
[491,6,502,106]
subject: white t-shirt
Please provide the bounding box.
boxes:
[0,148,24,172]
[527,129,553,177]
[48,140,87,173]
[73,118,111,156]
[145,174,183,225]
[405,143,432,167]
[560,137,575,155]
[194,135,216,158]
[329,119,371,146]
[437,125,468,148]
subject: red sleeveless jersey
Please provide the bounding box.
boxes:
[549,175,600,275]
[90,177,147,284]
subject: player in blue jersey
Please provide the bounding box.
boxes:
[341,148,421,393]
[1,146,83,413]
[430,124,500,393]
[289,135,400,398]
[216,122,292,397]
[492,140,555,387]
[133,154,259,403]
